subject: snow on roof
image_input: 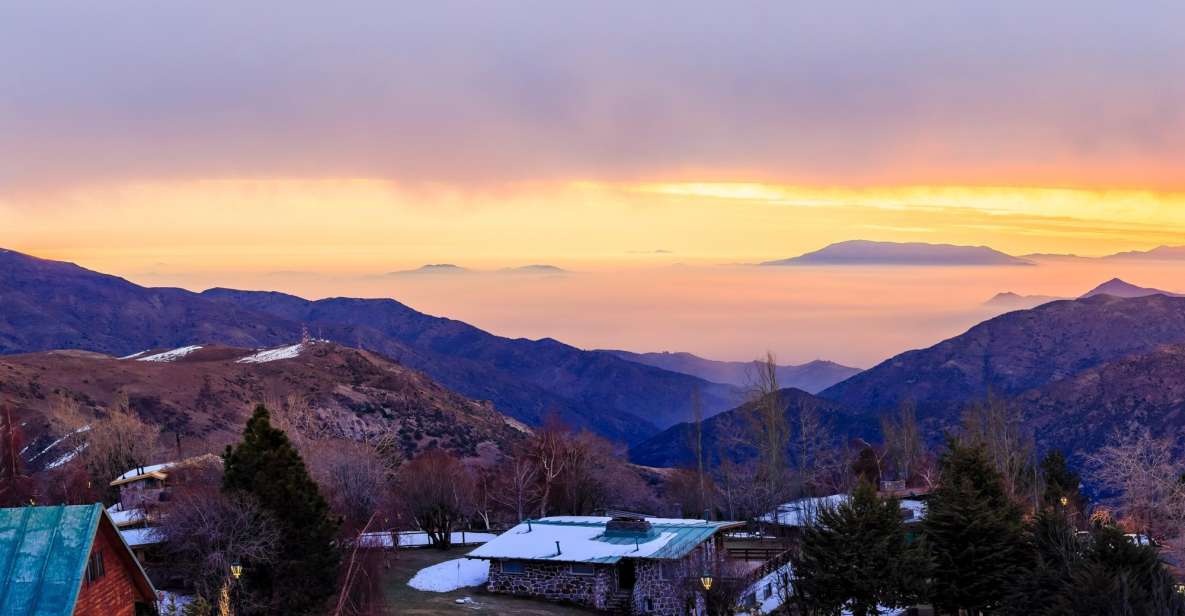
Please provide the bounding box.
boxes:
[760,494,927,527]
[237,343,304,364]
[136,345,202,362]
[121,526,163,547]
[106,503,146,527]
[113,462,175,483]
[467,517,739,564]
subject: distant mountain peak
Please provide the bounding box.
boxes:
[501,264,568,274]
[761,240,1032,267]
[391,263,469,275]
[1081,278,1183,299]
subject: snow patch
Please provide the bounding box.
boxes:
[119,350,148,360]
[359,530,497,548]
[137,345,202,362]
[237,343,304,364]
[45,443,87,469]
[408,558,489,592]
[29,425,91,462]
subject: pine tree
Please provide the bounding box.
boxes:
[1004,508,1081,615]
[1039,449,1082,511]
[1060,525,1185,615]
[223,405,340,615]
[923,440,1026,615]
[791,482,925,616]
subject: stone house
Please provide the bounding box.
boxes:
[0,504,158,616]
[467,516,743,615]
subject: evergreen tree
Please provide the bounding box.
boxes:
[1039,450,1082,511]
[791,482,925,616]
[223,405,340,615]
[923,440,1026,614]
[1059,525,1185,616]
[1005,508,1081,615]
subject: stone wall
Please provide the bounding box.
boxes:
[631,544,711,616]
[486,559,615,610]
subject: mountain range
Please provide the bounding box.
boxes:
[762,240,1185,268]
[984,278,1182,311]
[3,341,525,470]
[762,240,1032,266]
[0,248,741,445]
[634,292,1185,467]
[602,350,859,393]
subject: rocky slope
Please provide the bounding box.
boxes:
[1,341,526,470]
[819,294,1185,445]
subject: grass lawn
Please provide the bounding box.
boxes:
[380,547,596,615]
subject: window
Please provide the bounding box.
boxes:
[763,583,772,599]
[501,560,525,574]
[645,598,654,612]
[85,550,106,584]
[570,563,596,576]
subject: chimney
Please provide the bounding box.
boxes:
[605,515,653,537]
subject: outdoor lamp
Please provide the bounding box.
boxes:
[1060,496,1069,507]
[1176,583,1185,595]
[700,573,713,591]
[230,562,243,580]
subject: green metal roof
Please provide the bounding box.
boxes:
[0,504,120,616]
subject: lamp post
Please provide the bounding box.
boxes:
[220,562,242,616]
[1059,495,1069,508]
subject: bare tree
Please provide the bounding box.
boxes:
[1087,428,1185,541]
[746,352,790,514]
[489,445,540,523]
[881,401,923,484]
[529,417,570,517]
[158,489,281,613]
[304,438,397,535]
[48,391,160,489]
[397,448,475,548]
[687,387,709,517]
[960,394,1036,504]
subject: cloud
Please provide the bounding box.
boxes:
[2,1,1184,192]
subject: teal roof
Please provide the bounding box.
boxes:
[0,504,148,616]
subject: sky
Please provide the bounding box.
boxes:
[3,2,1185,365]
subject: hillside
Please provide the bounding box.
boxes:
[761,240,1032,267]
[820,294,1185,437]
[1016,344,1185,455]
[604,350,859,393]
[0,341,525,470]
[0,248,741,444]
[628,388,844,468]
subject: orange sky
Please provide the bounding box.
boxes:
[4,180,1185,276]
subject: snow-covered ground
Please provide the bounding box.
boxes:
[45,443,87,469]
[137,345,202,362]
[358,530,497,548]
[28,425,91,462]
[408,558,490,592]
[237,343,305,364]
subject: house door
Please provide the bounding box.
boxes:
[617,560,636,590]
